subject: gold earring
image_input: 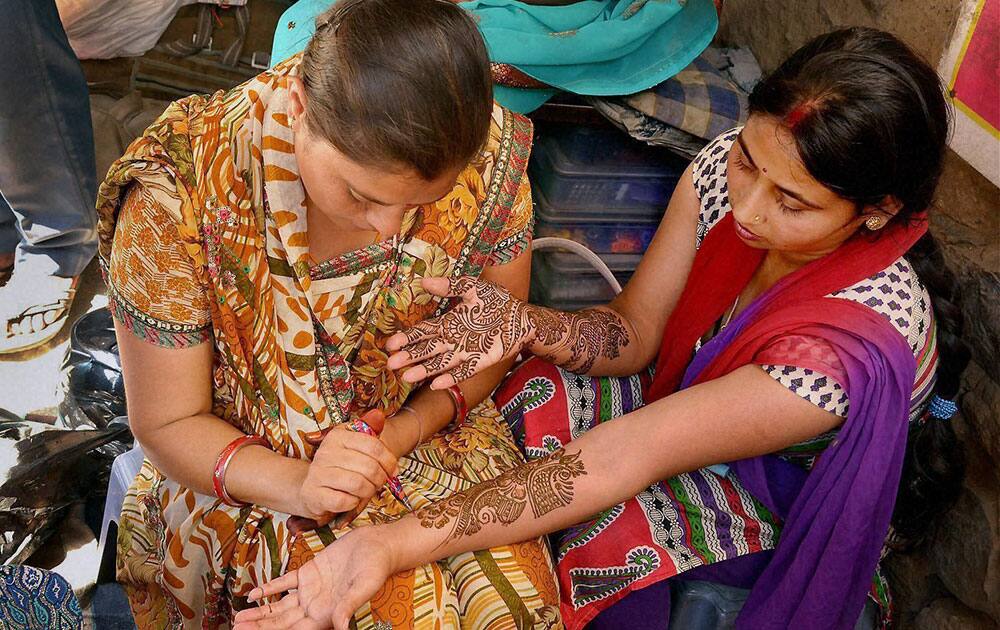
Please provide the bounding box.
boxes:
[865,216,883,231]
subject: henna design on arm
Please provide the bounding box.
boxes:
[525,307,631,372]
[415,448,586,544]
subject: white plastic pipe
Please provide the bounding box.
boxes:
[531,237,623,295]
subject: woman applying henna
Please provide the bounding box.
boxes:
[97,1,561,626]
[235,27,968,630]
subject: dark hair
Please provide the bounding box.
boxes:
[300,0,493,180]
[748,27,969,549]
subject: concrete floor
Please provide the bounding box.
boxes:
[0,260,112,623]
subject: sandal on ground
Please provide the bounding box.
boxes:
[0,275,79,354]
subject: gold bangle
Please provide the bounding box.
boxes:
[399,405,425,446]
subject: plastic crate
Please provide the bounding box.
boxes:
[530,251,635,309]
[539,251,642,277]
[533,187,663,254]
[528,282,608,312]
[528,123,686,213]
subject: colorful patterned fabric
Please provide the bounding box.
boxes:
[497,360,899,629]
[95,56,559,628]
[623,51,747,141]
[496,361,781,629]
[0,566,82,629]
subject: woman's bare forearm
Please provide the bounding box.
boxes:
[381,403,660,573]
[376,366,844,574]
[116,321,310,516]
[137,412,308,516]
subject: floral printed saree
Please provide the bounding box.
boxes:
[95,57,560,629]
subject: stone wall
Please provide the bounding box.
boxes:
[717,2,1000,628]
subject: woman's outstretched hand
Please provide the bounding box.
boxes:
[232,527,397,630]
[385,277,533,389]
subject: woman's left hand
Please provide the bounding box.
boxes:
[232,527,397,630]
[385,276,533,389]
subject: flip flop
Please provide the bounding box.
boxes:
[0,276,79,354]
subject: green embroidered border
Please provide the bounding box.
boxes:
[107,288,211,348]
[436,110,533,316]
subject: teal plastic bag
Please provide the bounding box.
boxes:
[270,0,717,113]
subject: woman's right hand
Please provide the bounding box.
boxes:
[295,411,399,525]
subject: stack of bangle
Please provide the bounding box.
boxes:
[213,435,269,507]
[446,384,468,427]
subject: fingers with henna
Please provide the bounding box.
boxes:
[386,338,452,370]
[431,359,480,391]
[402,349,461,383]
[385,319,440,353]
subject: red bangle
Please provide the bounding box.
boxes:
[212,435,269,507]
[446,385,468,427]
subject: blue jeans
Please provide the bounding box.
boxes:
[0,0,97,277]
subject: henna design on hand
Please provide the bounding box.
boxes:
[415,448,586,543]
[392,277,632,384]
[435,278,531,358]
[421,350,458,374]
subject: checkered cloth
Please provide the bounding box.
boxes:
[623,50,748,141]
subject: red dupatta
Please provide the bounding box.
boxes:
[647,211,926,401]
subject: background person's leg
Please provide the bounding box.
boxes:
[0,194,18,284]
[0,0,97,279]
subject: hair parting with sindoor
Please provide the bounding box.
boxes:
[748,27,970,550]
[300,0,494,180]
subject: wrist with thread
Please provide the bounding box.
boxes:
[399,404,425,445]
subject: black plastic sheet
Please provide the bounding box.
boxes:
[0,307,133,565]
[0,419,128,564]
[57,308,127,431]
